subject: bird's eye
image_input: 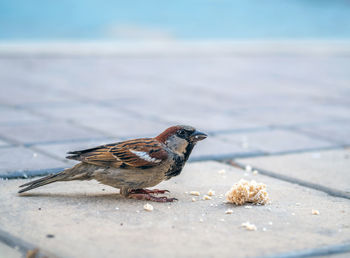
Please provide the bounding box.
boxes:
[177,129,186,138]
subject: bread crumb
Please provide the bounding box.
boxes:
[199,218,204,223]
[190,191,200,196]
[241,222,257,231]
[268,221,273,225]
[225,179,269,205]
[143,203,153,211]
[218,169,226,174]
[192,197,197,202]
[225,209,233,214]
[220,218,225,222]
[203,195,212,200]
[312,209,320,215]
[252,170,259,175]
[245,165,252,172]
[207,189,215,196]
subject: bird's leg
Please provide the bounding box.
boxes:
[129,188,170,195]
[128,193,177,203]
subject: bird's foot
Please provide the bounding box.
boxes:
[128,193,177,203]
[129,188,170,195]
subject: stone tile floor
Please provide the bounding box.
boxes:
[0,42,349,257]
[0,50,349,177]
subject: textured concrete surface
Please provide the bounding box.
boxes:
[0,42,350,257]
[0,147,68,177]
[0,139,10,147]
[0,242,21,258]
[0,44,349,178]
[216,129,336,154]
[295,121,350,145]
[1,162,350,258]
[236,149,350,195]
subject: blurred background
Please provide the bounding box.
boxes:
[0,0,349,177]
[1,0,350,40]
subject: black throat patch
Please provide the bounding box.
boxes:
[165,143,195,179]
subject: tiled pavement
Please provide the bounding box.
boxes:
[0,46,349,178]
[0,42,350,257]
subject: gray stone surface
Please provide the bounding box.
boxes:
[190,136,262,160]
[0,45,350,257]
[78,117,173,139]
[0,50,349,175]
[1,162,349,258]
[0,107,45,124]
[0,121,107,145]
[33,138,118,164]
[0,242,21,258]
[122,101,264,132]
[295,121,350,145]
[216,129,337,154]
[0,139,10,147]
[236,149,350,194]
[227,105,350,127]
[0,147,68,177]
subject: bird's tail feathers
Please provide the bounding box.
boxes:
[18,163,93,194]
[18,172,67,193]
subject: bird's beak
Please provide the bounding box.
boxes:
[190,130,208,142]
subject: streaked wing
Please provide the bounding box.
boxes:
[66,138,168,168]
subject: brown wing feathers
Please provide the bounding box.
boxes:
[66,138,168,168]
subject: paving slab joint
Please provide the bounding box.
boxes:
[228,160,350,200]
[261,242,350,258]
[0,228,55,258]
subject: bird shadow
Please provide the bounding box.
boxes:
[17,191,128,203]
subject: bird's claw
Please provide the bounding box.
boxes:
[129,188,170,195]
[128,193,177,203]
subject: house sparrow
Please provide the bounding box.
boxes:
[18,125,207,202]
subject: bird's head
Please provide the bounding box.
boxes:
[156,125,207,155]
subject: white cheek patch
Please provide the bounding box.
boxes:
[129,150,162,163]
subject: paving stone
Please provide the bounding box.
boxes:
[119,99,265,132]
[0,107,45,124]
[229,106,342,127]
[0,81,76,106]
[0,139,10,147]
[31,104,174,138]
[33,138,118,164]
[295,121,350,145]
[79,118,173,139]
[0,121,107,145]
[0,242,21,258]
[32,103,126,123]
[0,162,349,258]
[190,136,262,161]
[236,149,350,194]
[216,129,337,154]
[161,112,263,132]
[0,147,68,178]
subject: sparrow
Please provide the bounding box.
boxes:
[18,125,207,202]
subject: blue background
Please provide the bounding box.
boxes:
[1,0,350,40]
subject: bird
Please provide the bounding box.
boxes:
[18,125,207,202]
